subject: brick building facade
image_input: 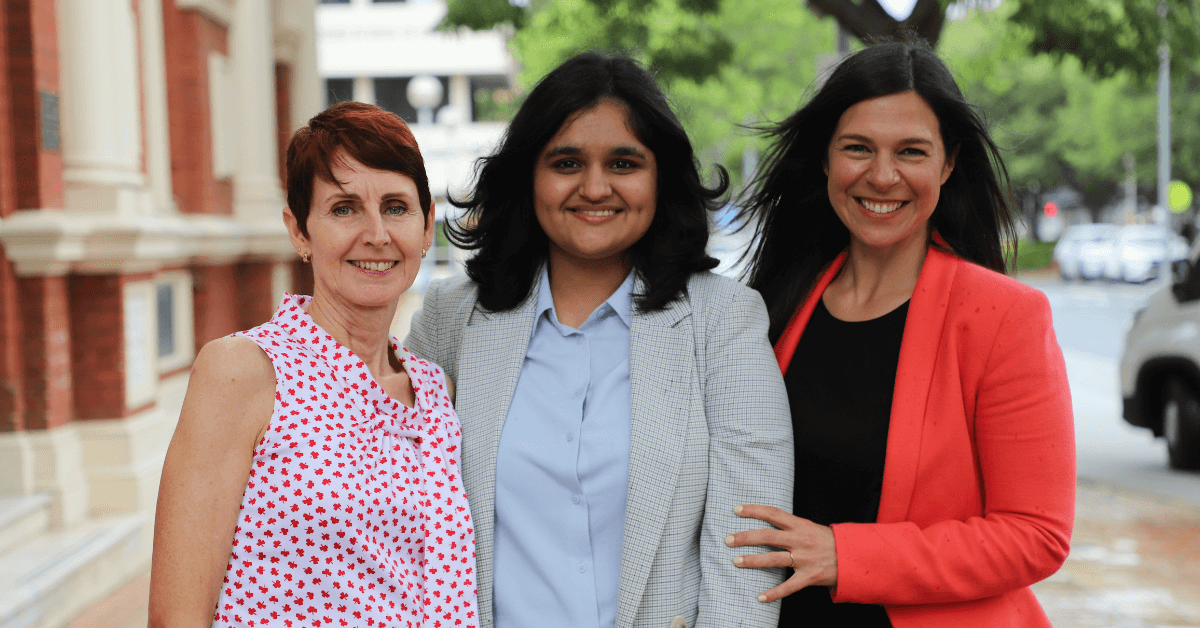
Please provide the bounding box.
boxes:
[0,2,320,626]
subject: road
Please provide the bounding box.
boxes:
[1021,272,1200,626]
[1019,272,1200,505]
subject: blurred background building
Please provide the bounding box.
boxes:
[0,1,321,626]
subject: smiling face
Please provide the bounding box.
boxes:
[285,152,434,311]
[825,91,955,256]
[532,99,657,272]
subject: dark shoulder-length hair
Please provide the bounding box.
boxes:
[447,51,729,313]
[741,39,1015,342]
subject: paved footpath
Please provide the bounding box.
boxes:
[1034,480,1200,627]
[69,479,1199,628]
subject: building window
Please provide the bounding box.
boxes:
[156,271,195,374]
[470,75,512,122]
[325,78,354,108]
[157,284,175,358]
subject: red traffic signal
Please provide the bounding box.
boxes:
[1043,202,1058,218]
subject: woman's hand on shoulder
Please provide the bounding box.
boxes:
[726,504,838,603]
[148,336,276,628]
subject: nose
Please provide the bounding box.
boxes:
[578,165,612,202]
[362,211,390,247]
[867,154,900,190]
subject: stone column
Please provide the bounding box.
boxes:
[57,0,147,216]
[139,0,176,214]
[353,76,375,105]
[275,0,322,129]
[448,74,471,124]
[229,0,285,222]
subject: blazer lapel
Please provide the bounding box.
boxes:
[876,247,957,523]
[456,286,539,622]
[616,286,693,628]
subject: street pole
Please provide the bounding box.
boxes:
[1156,1,1171,224]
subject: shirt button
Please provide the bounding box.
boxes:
[573,387,584,397]
[572,495,580,505]
[578,564,587,573]
[566,433,574,442]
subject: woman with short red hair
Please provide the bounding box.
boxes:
[149,101,477,628]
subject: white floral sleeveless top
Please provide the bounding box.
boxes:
[213,294,477,628]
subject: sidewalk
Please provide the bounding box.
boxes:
[71,480,1200,628]
[1033,480,1200,627]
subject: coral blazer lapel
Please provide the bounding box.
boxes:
[774,246,957,524]
[616,285,692,628]
[876,247,956,523]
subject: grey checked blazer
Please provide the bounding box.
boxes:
[405,271,793,628]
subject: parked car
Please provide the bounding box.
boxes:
[1103,224,1189,283]
[1054,223,1119,280]
[1120,251,1200,469]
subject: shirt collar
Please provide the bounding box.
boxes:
[534,265,636,329]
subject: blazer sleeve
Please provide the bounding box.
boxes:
[404,279,454,382]
[831,288,1075,605]
[695,283,795,627]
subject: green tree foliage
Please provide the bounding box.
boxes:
[442,0,733,83]
[1008,0,1200,82]
[442,0,526,30]
[941,0,1200,213]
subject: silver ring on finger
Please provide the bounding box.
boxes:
[788,552,795,568]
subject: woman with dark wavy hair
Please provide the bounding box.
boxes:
[406,51,793,628]
[724,40,1074,627]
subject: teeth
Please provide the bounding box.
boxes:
[860,199,903,214]
[350,261,397,272]
[575,209,617,217]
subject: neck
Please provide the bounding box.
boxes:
[304,289,400,377]
[547,250,631,329]
[824,232,929,322]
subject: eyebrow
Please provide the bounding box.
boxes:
[837,133,935,146]
[323,191,414,203]
[543,144,648,159]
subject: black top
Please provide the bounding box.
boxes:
[777,297,909,628]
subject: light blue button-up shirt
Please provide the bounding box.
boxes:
[493,268,634,628]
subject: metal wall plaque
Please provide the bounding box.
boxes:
[40,91,60,152]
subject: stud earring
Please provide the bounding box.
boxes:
[421,248,428,259]
[299,250,309,263]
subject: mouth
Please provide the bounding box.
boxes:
[348,260,399,272]
[857,198,907,214]
[569,208,621,218]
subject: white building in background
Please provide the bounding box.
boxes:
[316,0,515,272]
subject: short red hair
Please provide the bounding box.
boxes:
[285,101,431,236]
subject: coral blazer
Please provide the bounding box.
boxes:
[775,246,1075,628]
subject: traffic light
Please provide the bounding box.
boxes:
[1043,202,1058,218]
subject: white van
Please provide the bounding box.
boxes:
[1119,254,1200,469]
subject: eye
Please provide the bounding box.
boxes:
[553,158,581,170]
[611,158,638,171]
[899,147,928,158]
[383,202,408,216]
[331,204,353,217]
[842,143,870,154]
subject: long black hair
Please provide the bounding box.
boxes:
[741,39,1015,342]
[447,51,728,313]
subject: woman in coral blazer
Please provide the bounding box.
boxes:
[724,41,1074,627]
